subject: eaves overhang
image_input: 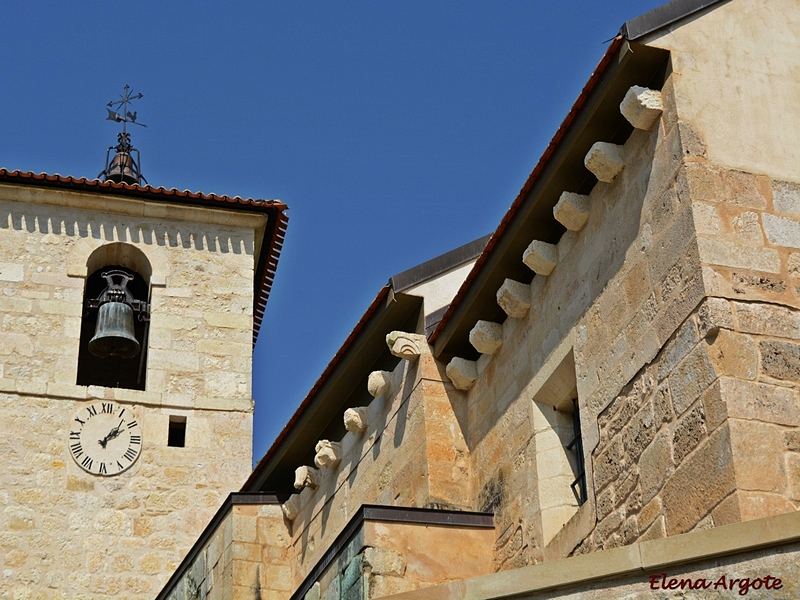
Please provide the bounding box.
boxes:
[429,37,670,362]
[243,286,423,493]
[0,169,288,344]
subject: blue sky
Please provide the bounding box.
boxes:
[1,0,665,465]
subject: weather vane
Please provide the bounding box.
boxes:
[106,84,148,135]
[99,84,148,186]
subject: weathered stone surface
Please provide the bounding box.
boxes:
[496,278,531,319]
[584,142,625,183]
[314,440,342,469]
[669,345,716,416]
[729,419,786,493]
[294,466,319,490]
[662,425,735,535]
[445,357,478,391]
[772,179,800,216]
[696,297,734,338]
[386,331,426,361]
[620,85,663,130]
[640,432,673,504]
[367,370,391,398]
[696,237,781,273]
[523,241,558,276]
[705,329,758,380]
[762,213,800,249]
[469,320,504,355]
[733,301,800,339]
[553,192,590,231]
[672,405,707,464]
[759,340,800,381]
[344,407,369,433]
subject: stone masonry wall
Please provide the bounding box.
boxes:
[577,297,800,554]
[0,187,258,598]
[287,350,471,588]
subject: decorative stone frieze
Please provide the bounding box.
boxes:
[386,331,426,361]
[446,357,478,390]
[344,407,369,433]
[367,370,392,398]
[496,278,531,319]
[294,465,319,490]
[281,495,301,520]
[584,142,625,183]
[620,85,663,130]
[314,440,342,469]
[469,320,504,355]
[523,240,558,276]
[553,192,590,231]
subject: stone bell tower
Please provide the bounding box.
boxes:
[0,88,288,598]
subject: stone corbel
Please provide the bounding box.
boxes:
[620,85,663,130]
[553,192,590,232]
[293,466,319,490]
[469,320,503,355]
[496,279,531,319]
[523,240,558,276]
[367,370,392,398]
[584,142,625,183]
[386,331,427,361]
[281,495,301,520]
[446,357,478,391]
[344,407,369,434]
[314,440,342,469]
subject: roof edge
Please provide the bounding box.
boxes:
[621,0,727,40]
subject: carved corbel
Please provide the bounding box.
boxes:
[314,440,342,469]
[367,370,392,398]
[293,466,319,490]
[344,407,369,434]
[386,331,426,361]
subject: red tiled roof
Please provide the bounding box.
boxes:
[0,169,288,343]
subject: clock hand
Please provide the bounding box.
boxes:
[98,420,125,449]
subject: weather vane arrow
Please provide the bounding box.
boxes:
[105,84,147,131]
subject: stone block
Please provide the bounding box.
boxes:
[718,377,800,426]
[762,213,800,249]
[696,237,780,273]
[0,262,24,282]
[696,297,734,339]
[729,419,785,493]
[363,547,405,576]
[772,179,800,217]
[672,405,707,464]
[639,432,673,504]
[668,344,716,416]
[469,320,503,355]
[620,85,663,130]
[367,370,391,398]
[733,301,800,339]
[705,329,758,380]
[759,339,800,381]
[344,407,368,434]
[553,192,590,231]
[496,278,531,319]
[445,357,478,391]
[522,241,558,276]
[584,142,625,183]
[281,495,301,521]
[314,440,342,469]
[662,425,735,535]
[294,466,319,490]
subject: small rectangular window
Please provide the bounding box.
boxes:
[168,415,186,447]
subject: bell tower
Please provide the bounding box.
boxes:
[0,90,288,599]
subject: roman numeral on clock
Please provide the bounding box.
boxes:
[70,442,83,457]
[99,463,107,474]
[130,435,141,445]
[127,420,138,429]
[102,402,114,414]
[69,431,80,440]
[81,456,93,470]
[123,447,138,462]
[87,405,97,417]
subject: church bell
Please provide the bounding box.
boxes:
[86,269,148,359]
[88,301,141,358]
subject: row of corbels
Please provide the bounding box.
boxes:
[282,331,425,520]
[444,85,664,392]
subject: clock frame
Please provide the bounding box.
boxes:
[68,401,142,476]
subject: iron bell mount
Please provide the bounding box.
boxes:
[87,270,149,359]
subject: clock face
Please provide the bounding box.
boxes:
[68,402,142,476]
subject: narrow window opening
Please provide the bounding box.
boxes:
[168,416,187,448]
[565,398,587,506]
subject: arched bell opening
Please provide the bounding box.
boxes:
[77,247,152,390]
